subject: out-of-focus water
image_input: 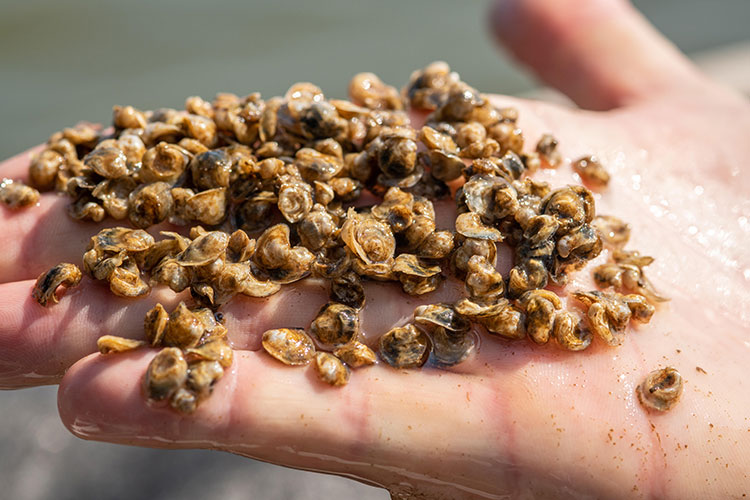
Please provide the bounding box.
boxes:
[0,1,748,499]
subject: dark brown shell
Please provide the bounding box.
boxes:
[32,262,82,307]
[310,303,359,346]
[636,367,683,412]
[128,182,174,228]
[431,327,475,366]
[414,303,470,332]
[163,302,204,349]
[330,271,365,309]
[379,324,430,369]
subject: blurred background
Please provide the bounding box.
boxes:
[1,0,748,498]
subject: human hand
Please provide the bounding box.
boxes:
[2,0,750,498]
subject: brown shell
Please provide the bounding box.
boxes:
[163,302,204,349]
[145,347,188,401]
[83,147,128,179]
[186,360,224,398]
[29,149,64,191]
[278,179,313,224]
[592,215,630,249]
[109,259,150,298]
[465,255,504,301]
[379,324,430,369]
[97,335,145,354]
[636,367,683,412]
[261,328,316,366]
[313,352,350,387]
[330,271,365,309]
[341,209,396,265]
[416,230,454,259]
[185,188,227,226]
[128,182,174,228]
[333,341,377,368]
[298,204,337,251]
[517,289,562,345]
[178,231,229,267]
[455,212,502,241]
[144,303,169,346]
[310,302,359,346]
[0,179,40,208]
[139,142,189,183]
[190,149,232,189]
[553,310,592,351]
[572,155,609,188]
[349,72,403,111]
[32,262,82,307]
[185,338,234,369]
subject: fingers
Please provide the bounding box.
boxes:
[57,340,662,497]
[489,0,704,110]
[0,144,44,181]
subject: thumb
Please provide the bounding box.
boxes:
[490,0,704,110]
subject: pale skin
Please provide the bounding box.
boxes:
[1,0,749,497]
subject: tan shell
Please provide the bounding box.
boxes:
[163,302,204,349]
[416,231,454,259]
[139,142,189,183]
[144,303,169,346]
[517,289,563,345]
[333,341,377,368]
[465,255,504,300]
[455,212,502,241]
[313,352,350,387]
[83,147,128,179]
[262,328,316,366]
[185,338,234,369]
[32,262,82,307]
[178,231,229,267]
[145,347,188,401]
[186,360,224,398]
[278,179,314,224]
[341,209,396,265]
[128,182,174,228]
[310,302,359,346]
[0,179,40,209]
[109,260,150,298]
[190,149,231,189]
[553,310,592,351]
[592,215,630,249]
[97,335,145,354]
[572,155,609,187]
[636,367,683,412]
[379,324,430,369]
[170,387,198,414]
[185,188,227,226]
[349,72,402,111]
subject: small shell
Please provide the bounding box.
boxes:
[419,126,458,153]
[452,238,497,275]
[169,387,198,414]
[636,367,683,412]
[393,253,441,278]
[29,149,64,191]
[507,259,548,299]
[113,104,147,129]
[592,215,630,249]
[349,72,403,110]
[414,303,470,332]
[185,338,234,368]
[540,186,595,232]
[32,262,82,306]
[379,324,430,369]
[455,212,502,241]
[163,302,204,349]
[399,273,443,296]
[278,179,314,224]
[295,148,343,182]
[553,310,592,351]
[145,347,188,401]
[97,335,145,354]
[109,259,150,298]
[422,150,465,182]
[128,182,174,228]
[431,327,475,366]
[0,179,40,208]
[88,227,155,254]
[298,204,337,251]
[152,258,192,292]
[465,255,504,301]
[262,328,316,366]
[190,149,232,189]
[329,271,365,309]
[92,177,137,220]
[139,142,189,183]
[623,294,656,323]
[536,134,561,168]
[178,231,229,267]
[377,135,418,178]
[185,188,227,226]
[416,230,454,259]
[572,156,610,188]
[144,303,169,346]
[313,352,350,387]
[83,147,128,179]
[333,341,377,368]
[310,302,359,346]
[341,209,396,265]
[517,289,563,345]
[186,360,224,398]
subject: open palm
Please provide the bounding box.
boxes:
[1,0,748,498]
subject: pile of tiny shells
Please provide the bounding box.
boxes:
[19,62,667,413]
